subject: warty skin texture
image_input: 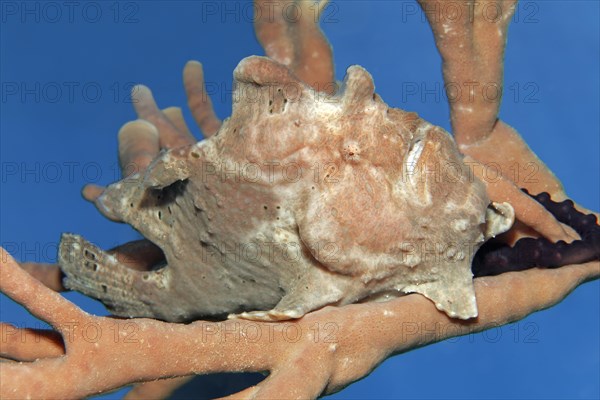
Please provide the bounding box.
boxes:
[60,56,513,323]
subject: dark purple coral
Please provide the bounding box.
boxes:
[473,191,600,277]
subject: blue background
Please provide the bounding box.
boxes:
[1,1,598,399]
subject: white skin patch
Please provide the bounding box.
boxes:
[406,139,424,175]
[452,219,469,232]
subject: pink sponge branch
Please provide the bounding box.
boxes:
[0,249,81,330]
[418,0,517,145]
[1,245,598,399]
[254,0,335,94]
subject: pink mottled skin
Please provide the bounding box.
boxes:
[60,56,513,322]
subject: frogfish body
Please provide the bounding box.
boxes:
[60,56,514,322]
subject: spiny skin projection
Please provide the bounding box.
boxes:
[472,191,600,277]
